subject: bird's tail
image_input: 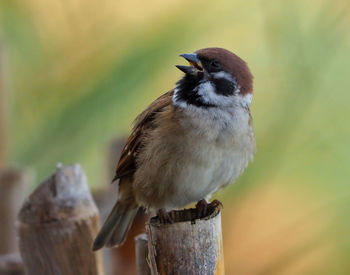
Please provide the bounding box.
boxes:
[92,201,138,251]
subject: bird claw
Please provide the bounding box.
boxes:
[157,209,173,224]
[209,199,223,210]
[196,199,223,219]
[196,199,208,218]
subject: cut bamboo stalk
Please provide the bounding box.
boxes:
[99,136,147,275]
[0,253,24,275]
[135,234,151,275]
[17,164,104,275]
[0,168,30,255]
[146,204,225,275]
[0,44,8,167]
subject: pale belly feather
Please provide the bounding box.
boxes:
[161,135,252,210]
[133,104,255,211]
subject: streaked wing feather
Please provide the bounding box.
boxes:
[112,90,174,182]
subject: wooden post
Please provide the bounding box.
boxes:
[0,168,30,255]
[0,253,24,275]
[145,205,225,275]
[17,164,104,275]
[0,43,8,166]
[135,234,151,275]
[94,184,147,275]
[94,137,147,275]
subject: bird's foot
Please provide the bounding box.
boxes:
[208,199,223,210]
[196,199,208,218]
[196,199,223,219]
[157,208,173,224]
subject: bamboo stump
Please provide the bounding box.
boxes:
[17,164,104,275]
[101,136,147,275]
[137,204,225,275]
[135,234,150,275]
[0,253,24,275]
[0,168,30,255]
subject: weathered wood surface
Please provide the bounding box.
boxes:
[0,44,8,167]
[0,253,24,275]
[93,187,147,275]
[146,205,225,275]
[135,234,151,275]
[93,137,146,275]
[17,164,104,275]
[0,168,29,255]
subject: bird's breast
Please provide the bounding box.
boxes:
[133,104,255,210]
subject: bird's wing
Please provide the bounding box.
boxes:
[112,90,174,181]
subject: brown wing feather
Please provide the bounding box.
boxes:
[112,90,174,182]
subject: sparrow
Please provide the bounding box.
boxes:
[93,47,255,250]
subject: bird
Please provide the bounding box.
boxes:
[92,47,256,251]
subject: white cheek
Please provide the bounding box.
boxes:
[195,81,233,106]
[212,71,235,82]
[173,78,251,109]
[240,93,252,108]
[195,82,216,102]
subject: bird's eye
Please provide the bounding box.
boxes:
[210,60,220,69]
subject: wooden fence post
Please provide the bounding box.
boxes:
[140,205,225,275]
[0,43,8,167]
[135,234,151,275]
[17,164,104,275]
[0,168,30,255]
[0,253,24,275]
[93,137,147,275]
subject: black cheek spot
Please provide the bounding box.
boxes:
[175,73,216,108]
[212,78,237,96]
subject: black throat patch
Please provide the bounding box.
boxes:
[174,73,216,108]
[211,76,238,96]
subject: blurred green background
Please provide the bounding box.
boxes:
[1,0,350,273]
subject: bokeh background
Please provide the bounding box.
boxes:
[1,0,350,274]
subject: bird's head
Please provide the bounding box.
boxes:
[174,47,253,109]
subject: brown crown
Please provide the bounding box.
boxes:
[196,47,253,95]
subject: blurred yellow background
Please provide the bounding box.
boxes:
[1,0,350,274]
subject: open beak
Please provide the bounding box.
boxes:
[176,53,203,74]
